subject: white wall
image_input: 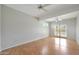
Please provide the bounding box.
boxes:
[0,5,1,51]
[76,15,79,45]
[61,18,76,40]
[50,18,76,40]
[48,22,52,36]
[1,5,48,50]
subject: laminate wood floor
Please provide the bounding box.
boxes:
[0,37,79,55]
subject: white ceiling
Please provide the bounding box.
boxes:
[59,11,79,19]
[45,11,79,22]
[4,4,79,20]
[4,4,54,17]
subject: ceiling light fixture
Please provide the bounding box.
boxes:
[55,17,62,22]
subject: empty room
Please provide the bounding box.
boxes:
[0,4,79,55]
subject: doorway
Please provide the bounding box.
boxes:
[54,24,67,38]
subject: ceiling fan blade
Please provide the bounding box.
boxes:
[38,4,51,9]
[38,4,50,12]
[41,8,48,12]
[33,16,40,21]
[42,4,51,7]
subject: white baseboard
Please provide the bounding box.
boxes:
[1,35,48,51]
[14,35,48,48]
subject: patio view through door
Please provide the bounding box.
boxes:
[54,24,67,38]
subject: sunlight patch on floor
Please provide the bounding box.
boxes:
[54,38,67,51]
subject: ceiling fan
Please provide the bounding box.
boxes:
[38,4,50,12]
[31,4,51,21]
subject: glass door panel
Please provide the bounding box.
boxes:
[54,24,67,38]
